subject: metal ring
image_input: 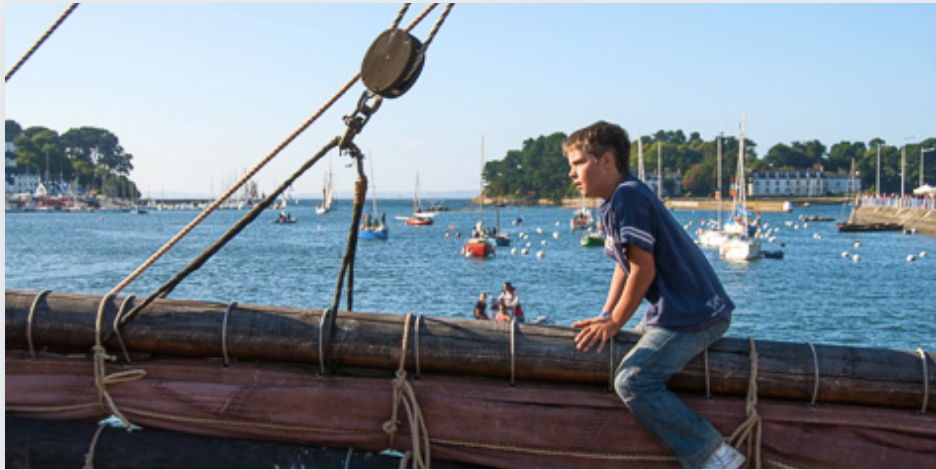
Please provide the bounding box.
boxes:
[807,342,820,406]
[221,301,237,367]
[918,348,930,415]
[27,290,52,358]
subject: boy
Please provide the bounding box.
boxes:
[564,121,743,469]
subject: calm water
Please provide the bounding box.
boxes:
[5,199,934,351]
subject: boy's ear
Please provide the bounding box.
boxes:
[600,150,616,170]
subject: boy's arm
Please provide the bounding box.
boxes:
[574,243,656,354]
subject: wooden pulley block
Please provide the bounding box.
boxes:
[361,29,425,99]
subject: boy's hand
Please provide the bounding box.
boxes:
[573,315,619,354]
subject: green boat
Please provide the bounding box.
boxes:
[580,231,605,247]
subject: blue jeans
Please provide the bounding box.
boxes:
[614,317,730,468]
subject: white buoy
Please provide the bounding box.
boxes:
[521,248,530,255]
[552,232,560,239]
[803,223,809,229]
[841,251,849,258]
[555,221,561,226]
[813,233,821,240]
[536,250,545,259]
[907,255,916,262]
[525,241,532,248]
[853,241,861,248]
[852,254,861,262]
[536,227,543,234]
[920,251,927,258]
[510,248,517,255]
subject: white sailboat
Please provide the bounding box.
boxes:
[359,152,388,239]
[696,134,729,247]
[719,116,761,261]
[315,165,333,215]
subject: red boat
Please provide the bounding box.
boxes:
[462,236,494,258]
[406,215,434,226]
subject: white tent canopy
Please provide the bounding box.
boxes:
[912,184,936,197]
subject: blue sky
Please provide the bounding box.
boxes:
[5,3,935,199]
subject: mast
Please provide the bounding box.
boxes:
[737,116,748,228]
[638,135,645,181]
[479,136,484,225]
[717,133,723,229]
[657,141,662,198]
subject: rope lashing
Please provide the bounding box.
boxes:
[26,289,52,359]
[383,312,431,469]
[807,342,820,406]
[918,348,930,415]
[727,337,762,469]
[221,301,238,368]
[91,293,147,430]
[112,295,136,364]
[509,319,517,387]
[415,314,424,379]
[5,3,79,82]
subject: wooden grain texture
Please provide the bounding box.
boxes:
[6,289,934,411]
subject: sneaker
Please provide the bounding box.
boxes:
[702,443,746,469]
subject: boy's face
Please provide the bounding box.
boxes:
[567,148,615,199]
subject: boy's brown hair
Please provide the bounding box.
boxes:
[563,121,631,175]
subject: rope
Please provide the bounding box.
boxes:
[389,3,410,30]
[807,342,820,406]
[509,319,517,387]
[83,423,106,469]
[918,348,929,415]
[430,437,674,462]
[727,337,762,469]
[415,314,423,379]
[26,289,52,358]
[319,307,333,375]
[221,301,237,367]
[112,295,136,364]
[383,313,431,469]
[5,3,79,82]
[91,293,147,430]
[112,138,340,332]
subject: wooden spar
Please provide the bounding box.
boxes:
[5,289,935,411]
[4,416,474,469]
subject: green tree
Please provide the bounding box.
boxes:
[62,126,134,176]
[6,119,23,143]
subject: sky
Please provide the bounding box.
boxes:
[5,3,935,199]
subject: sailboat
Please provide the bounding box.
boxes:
[463,137,495,258]
[404,172,435,226]
[719,117,762,261]
[493,195,510,247]
[359,153,388,240]
[696,134,730,247]
[314,165,334,215]
[569,195,595,231]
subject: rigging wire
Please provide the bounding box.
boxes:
[5,3,79,83]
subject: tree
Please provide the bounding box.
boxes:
[62,127,134,175]
[6,119,23,143]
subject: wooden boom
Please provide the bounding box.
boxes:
[5,289,934,411]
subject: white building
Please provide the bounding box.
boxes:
[643,172,683,197]
[749,170,859,197]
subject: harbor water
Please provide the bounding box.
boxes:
[5,199,934,352]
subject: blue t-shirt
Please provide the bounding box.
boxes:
[600,175,734,330]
